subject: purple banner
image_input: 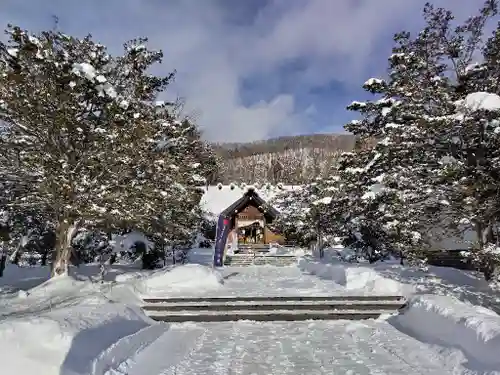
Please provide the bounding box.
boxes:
[213,215,230,267]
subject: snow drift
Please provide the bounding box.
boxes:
[298,252,500,369]
[0,276,160,375]
[0,263,224,375]
[116,264,224,297]
[392,295,500,368]
[297,257,413,295]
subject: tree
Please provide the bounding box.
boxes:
[0,26,217,276]
[324,1,500,273]
[415,3,500,278]
[267,184,318,246]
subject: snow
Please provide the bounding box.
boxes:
[393,295,500,368]
[119,99,129,109]
[267,245,305,257]
[72,62,97,80]
[6,47,18,57]
[0,261,226,375]
[297,249,500,371]
[461,92,500,112]
[364,77,384,86]
[0,273,155,375]
[113,319,466,374]
[1,249,500,374]
[302,248,500,305]
[349,100,366,107]
[96,82,117,98]
[110,231,153,253]
[122,264,224,297]
[298,257,413,296]
[312,196,332,205]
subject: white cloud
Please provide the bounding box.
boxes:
[0,0,490,142]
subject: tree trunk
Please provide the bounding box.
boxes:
[0,254,6,277]
[473,221,497,281]
[475,221,484,251]
[41,250,48,266]
[10,241,22,265]
[483,264,494,281]
[0,242,6,277]
[482,222,494,245]
[51,220,79,277]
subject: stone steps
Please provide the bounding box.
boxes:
[142,295,407,322]
[225,255,298,267]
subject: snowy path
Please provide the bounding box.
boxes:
[117,264,462,373]
[161,265,347,298]
[186,249,343,297]
[117,262,478,374]
[113,319,461,375]
[219,266,342,296]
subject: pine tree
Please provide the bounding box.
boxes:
[419,3,500,278]
[268,185,317,246]
[324,1,500,267]
[0,26,217,276]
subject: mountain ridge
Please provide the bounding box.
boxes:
[210,133,356,184]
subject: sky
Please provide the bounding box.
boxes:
[0,0,491,142]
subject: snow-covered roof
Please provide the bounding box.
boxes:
[199,184,301,218]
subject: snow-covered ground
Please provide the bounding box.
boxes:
[1,247,500,374]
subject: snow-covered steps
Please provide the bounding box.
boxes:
[145,310,393,322]
[144,295,406,303]
[142,299,405,312]
[225,254,298,266]
[142,295,407,322]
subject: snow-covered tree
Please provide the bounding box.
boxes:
[0,26,217,276]
[319,1,500,270]
[268,185,316,246]
[418,4,500,279]
[435,91,500,279]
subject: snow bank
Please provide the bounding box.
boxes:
[298,258,412,295]
[124,264,224,297]
[0,263,226,374]
[267,246,305,256]
[298,258,348,285]
[393,295,500,368]
[0,275,160,375]
[343,266,412,295]
[299,248,500,303]
[299,251,500,368]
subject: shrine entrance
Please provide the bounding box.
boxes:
[213,187,285,267]
[238,221,265,244]
[236,204,265,244]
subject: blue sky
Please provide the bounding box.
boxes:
[0,0,489,142]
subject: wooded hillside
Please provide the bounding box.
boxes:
[211,133,355,184]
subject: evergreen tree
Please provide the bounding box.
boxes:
[268,185,317,246]
[287,1,499,270]
[330,1,500,273]
[0,26,217,276]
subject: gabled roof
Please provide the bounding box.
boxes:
[220,188,279,220]
[199,184,301,219]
